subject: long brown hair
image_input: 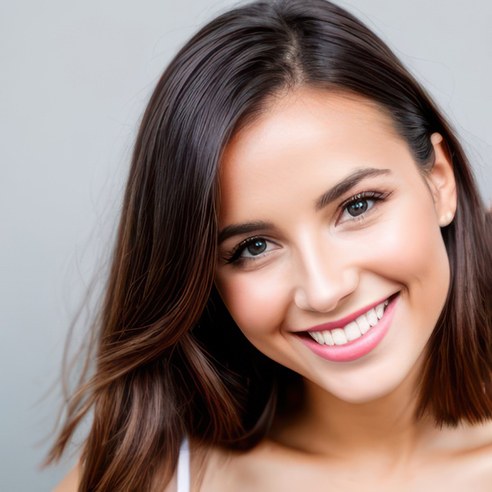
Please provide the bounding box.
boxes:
[48,0,492,489]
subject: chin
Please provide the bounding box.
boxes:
[325,381,405,405]
[307,355,425,406]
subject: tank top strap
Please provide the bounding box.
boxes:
[176,437,190,492]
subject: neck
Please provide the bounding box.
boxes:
[271,365,436,465]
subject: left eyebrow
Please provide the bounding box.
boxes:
[315,168,391,211]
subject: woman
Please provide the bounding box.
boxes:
[51,0,492,490]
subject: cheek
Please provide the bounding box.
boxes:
[216,268,289,338]
[365,196,450,304]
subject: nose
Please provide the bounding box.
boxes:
[293,241,359,313]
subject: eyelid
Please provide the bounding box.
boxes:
[223,235,278,265]
[221,189,392,265]
[339,190,385,208]
[336,190,390,225]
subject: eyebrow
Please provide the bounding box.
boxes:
[315,167,391,210]
[218,220,275,245]
[218,167,391,244]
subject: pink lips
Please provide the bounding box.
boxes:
[297,294,399,362]
[303,295,392,333]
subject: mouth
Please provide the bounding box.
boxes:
[295,293,400,362]
[305,296,392,346]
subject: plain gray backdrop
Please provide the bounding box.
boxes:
[1,1,491,490]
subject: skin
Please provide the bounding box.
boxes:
[201,87,492,491]
[215,88,453,406]
[55,88,492,491]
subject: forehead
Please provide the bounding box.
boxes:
[218,88,411,221]
[222,87,399,166]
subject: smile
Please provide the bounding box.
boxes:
[307,299,389,346]
[296,293,399,362]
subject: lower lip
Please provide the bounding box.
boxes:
[297,294,399,362]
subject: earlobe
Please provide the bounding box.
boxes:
[426,133,457,227]
[439,211,454,227]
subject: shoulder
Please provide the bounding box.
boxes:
[191,438,290,492]
[460,421,492,475]
[454,422,492,491]
[433,420,492,487]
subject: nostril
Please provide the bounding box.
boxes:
[293,264,359,314]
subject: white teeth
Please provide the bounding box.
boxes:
[322,330,335,346]
[306,297,392,347]
[366,308,378,327]
[344,321,362,341]
[355,314,370,334]
[331,328,347,345]
[375,302,386,319]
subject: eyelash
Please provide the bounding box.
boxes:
[223,235,269,264]
[223,190,389,265]
[338,190,387,224]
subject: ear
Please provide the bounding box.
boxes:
[425,133,457,227]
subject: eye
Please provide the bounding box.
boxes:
[244,238,268,256]
[346,197,370,217]
[223,236,276,264]
[339,191,387,223]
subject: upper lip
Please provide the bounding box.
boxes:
[298,294,396,333]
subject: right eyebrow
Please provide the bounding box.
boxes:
[218,220,275,245]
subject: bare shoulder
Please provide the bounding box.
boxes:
[437,419,492,487]
[193,438,290,492]
[189,440,242,492]
[448,419,492,454]
[463,420,492,472]
[196,424,492,491]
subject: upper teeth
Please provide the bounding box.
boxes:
[308,299,389,346]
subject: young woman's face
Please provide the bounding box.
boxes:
[215,88,456,404]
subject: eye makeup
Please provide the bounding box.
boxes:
[221,188,392,267]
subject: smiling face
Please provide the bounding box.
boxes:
[215,87,456,404]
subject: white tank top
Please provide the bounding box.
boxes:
[177,438,190,492]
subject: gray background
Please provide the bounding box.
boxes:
[1,1,490,490]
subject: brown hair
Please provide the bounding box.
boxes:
[48,0,492,489]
